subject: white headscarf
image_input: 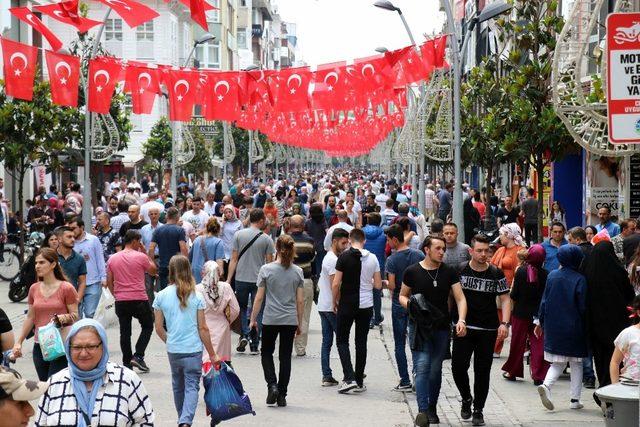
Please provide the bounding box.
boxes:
[500,223,525,247]
[200,261,221,306]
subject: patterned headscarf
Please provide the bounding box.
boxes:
[500,223,525,247]
[200,260,221,306]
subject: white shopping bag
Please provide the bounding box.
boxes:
[94,288,118,329]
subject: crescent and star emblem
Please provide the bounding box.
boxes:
[9,52,28,76]
[174,79,189,101]
[104,0,132,11]
[55,61,72,85]
[361,64,375,78]
[323,72,338,91]
[93,69,110,92]
[214,80,230,101]
[137,72,151,93]
[286,74,302,94]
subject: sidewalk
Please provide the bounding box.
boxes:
[3,286,605,426]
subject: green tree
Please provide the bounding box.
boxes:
[142,117,172,190]
[183,128,213,177]
[497,0,575,239]
[0,79,80,258]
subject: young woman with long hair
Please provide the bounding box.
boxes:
[12,247,79,380]
[153,255,220,427]
[250,235,304,408]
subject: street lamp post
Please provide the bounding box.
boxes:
[374,1,426,215]
[169,33,216,196]
[244,65,261,180]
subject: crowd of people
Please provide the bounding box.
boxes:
[0,170,638,427]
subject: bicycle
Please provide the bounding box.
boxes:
[0,233,39,282]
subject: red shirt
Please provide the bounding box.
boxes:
[28,281,78,342]
[472,201,486,218]
[107,248,150,301]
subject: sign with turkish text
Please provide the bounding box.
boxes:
[607,12,640,144]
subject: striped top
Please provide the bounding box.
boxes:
[290,231,316,279]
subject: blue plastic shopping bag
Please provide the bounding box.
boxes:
[37,321,66,361]
[203,362,255,424]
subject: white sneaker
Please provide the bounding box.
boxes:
[353,384,367,393]
[570,400,584,410]
[537,385,554,410]
[338,381,357,394]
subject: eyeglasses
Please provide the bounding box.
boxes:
[69,343,102,353]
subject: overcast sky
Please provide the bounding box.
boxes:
[274,0,446,67]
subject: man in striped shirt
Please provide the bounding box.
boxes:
[288,214,316,357]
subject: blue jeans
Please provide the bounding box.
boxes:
[168,351,202,425]
[319,311,337,378]
[583,351,595,380]
[235,281,262,347]
[313,249,326,278]
[371,288,383,325]
[411,328,450,413]
[391,299,410,385]
[80,282,101,318]
[158,267,169,291]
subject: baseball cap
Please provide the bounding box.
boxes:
[0,366,48,401]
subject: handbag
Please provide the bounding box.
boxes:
[37,321,66,361]
[225,303,242,335]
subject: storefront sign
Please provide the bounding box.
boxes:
[607,13,640,144]
[630,155,640,217]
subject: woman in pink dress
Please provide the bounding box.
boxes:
[197,261,240,364]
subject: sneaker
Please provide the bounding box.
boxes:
[322,376,339,387]
[426,406,439,424]
[296,351,306,357]
[472,410,485,426]
[570,399,584,410]
[353,384,367,393]
[338,381,357,394]
[266,385,279,405]
[533,380,543,386]
[583,377,596,389]
[537,384,554,410]
[250,346,259,355]
[277,395,287,407]
[130,356,150,373]
[392,382,412,392]
[460,397,473,420]
[237,337,248,353]
[492,352,501,358]
[414,412,429,427]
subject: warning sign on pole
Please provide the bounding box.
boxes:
[607,13,640,144]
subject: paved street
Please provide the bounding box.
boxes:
[1,282,604,426]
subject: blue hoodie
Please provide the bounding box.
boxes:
[363,224,387,270]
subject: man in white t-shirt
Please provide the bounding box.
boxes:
[317,227,350,387]
[375,186,389,211]
[139,190,165,223]
[180,196,210,233]
[324,210,354,251]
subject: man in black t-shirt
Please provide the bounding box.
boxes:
[496,196,520,226]
[451,234,510,426]
[400,236,468,427]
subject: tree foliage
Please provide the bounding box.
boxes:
[142,117,172,190]
[183,128,213,177]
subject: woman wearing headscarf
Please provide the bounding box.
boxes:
[463,197,481,246]
[220,204,242,280]
[535,245,587,411]
[583,241,635,388]
[34,319,155,426]
[491,223,526,356]
[305,203,328,283]
[196,261,240,365]
[502,244,550,384]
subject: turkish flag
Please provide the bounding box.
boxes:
[394,46,429,84]
[276,67,311,112]
[94,0,158,28]
[190,0,208,31]
[1,38,38,100]
[125,64,160,114]
[420,39,437,76]
[203,71,241,121]
[354,56,395,92]
[45,50,80,107]
[240,69,276,107]
[10,8,63,52]
[312,62,347,110]
[434,35,449,68]
[87,57,122,113]
[35,2,101,33]
[167,0,218,11]
[163,69,198,122]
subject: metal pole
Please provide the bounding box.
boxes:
[441,0,464,242]
[248,130,253,177]
[82,8,112,228]
[222,121,229,193]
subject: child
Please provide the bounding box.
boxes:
[610,295,640,383]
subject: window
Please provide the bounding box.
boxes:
[237,28,246,48]
[195,39,221,69]
[104,18,123,57]
[136,21,154,59]
[240,0,246,6]
[207,0,220,23]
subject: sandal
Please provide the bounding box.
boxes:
[502,372,516,381]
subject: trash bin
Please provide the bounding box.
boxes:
[595,382,639,427]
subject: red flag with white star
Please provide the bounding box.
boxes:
[125,64,160,114]
[203,71,241,121]
[94,0,159,28]
[87,57,122,113]
[276,67,311,112]
[45,50,80,106]
[1,38,38,100]
[34,2,102,33]
[10,8,63,52]
[162,68,198,121]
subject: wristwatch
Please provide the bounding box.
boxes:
[501,321,511,327]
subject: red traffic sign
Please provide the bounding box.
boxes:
[607,12,640,144]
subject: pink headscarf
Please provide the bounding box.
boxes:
[526,244,546,284]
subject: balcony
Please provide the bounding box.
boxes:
[253,0,273,21]
[252,24,263,38]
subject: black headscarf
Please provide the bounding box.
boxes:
[583,241,635,344]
